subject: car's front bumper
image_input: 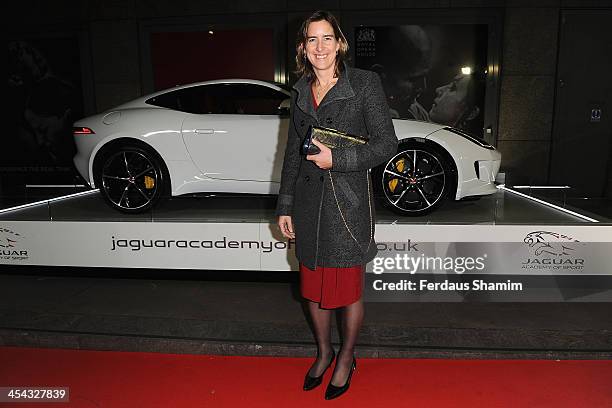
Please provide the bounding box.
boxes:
[426,129,502,200]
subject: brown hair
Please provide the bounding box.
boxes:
[295,10,349,79]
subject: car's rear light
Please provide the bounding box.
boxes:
[73,127,95,135]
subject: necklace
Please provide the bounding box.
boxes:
[315,77,337,101]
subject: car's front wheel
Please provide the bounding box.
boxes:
[379,142,454,216]
[94,144,168,213]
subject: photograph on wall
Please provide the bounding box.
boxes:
[355,24,488,138]
[6,37,83,186]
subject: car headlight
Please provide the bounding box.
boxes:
[444,127,495,150]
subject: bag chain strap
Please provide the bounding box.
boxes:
[327,168,374,254]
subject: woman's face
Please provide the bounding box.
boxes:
[429,74,471,125]
[305,20,340,73]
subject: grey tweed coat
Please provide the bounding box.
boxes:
[276,63,397,270]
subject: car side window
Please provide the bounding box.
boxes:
[188,85,232,114]
[221,84,288,115]
[146,84,288,115]
[146,89,184,111]
[145,86,224,114]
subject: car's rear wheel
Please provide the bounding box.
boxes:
[95,144,167,213]
[380,142,453,216]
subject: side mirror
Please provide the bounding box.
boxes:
[278,98,290,117]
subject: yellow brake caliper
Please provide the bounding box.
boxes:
[388,158,405,193]
[144,176,155,189]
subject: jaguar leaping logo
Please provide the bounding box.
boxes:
[523,231,580,257]
[0,227,23,248]
[0,238,18,248]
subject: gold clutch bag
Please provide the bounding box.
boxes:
[300,125,368,155]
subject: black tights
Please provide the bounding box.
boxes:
[306,298,364,386]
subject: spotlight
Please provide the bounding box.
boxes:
[461,66,472,75]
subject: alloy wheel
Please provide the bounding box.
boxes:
[382,148,447,214]
[101,150,160,211]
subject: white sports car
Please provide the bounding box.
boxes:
[73,79,501,215]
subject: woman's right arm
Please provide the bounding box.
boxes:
[276,89,301,217]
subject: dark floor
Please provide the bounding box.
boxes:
[1,269,610,359]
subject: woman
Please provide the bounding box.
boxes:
[276,10,397,400]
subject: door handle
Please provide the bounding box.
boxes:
[195,128,214,134]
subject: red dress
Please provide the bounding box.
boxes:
[299,83,364,309]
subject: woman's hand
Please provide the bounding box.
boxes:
[278,215,295,239]
[306,139,332,169]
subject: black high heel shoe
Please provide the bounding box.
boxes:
[303,349,336,391]
[324,357,356,400]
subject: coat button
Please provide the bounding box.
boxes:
[326,118,332,124]
[320,175,324,182]
[305,175,310,182]
[300,120,305,127]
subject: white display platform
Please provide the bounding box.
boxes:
[1,189,611,274]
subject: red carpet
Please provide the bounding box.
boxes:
[1,346,611,407]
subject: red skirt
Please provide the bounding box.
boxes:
[299,263,364,309]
